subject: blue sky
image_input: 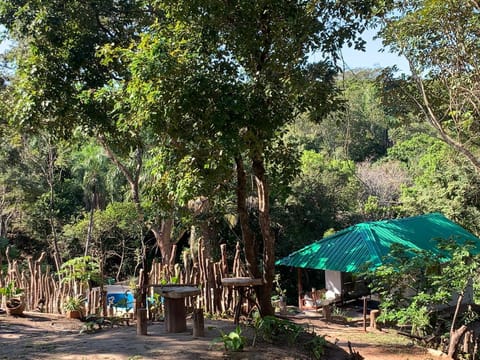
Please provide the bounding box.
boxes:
[308,28,410,74]
[339,28,409,73]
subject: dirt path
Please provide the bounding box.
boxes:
[292,316,444,360]
[0,312,444,359]
[1,312,228,360]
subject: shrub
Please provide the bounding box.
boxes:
[307,335,328,360]
[253,314,303,345]
[212,326,246,352]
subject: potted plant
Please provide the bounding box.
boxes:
[0,281,25,316]
[63,295,86,319]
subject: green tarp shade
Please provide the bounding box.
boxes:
[275,213,480,273]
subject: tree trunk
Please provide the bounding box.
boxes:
[234,154,275,316]
[151,218,174,266]
[47,145,62,275]
[450,293,464,334]
[199,221,214,261]
[85,192,95,256]
[48,182,62,275]
[100,134,175,268]
[251,155,275,316]
[447,293,466,359]
[188,197,213,260]
[116,237,126,281]
[235,156,260,279]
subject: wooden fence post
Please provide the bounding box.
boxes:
[192,308,205,337]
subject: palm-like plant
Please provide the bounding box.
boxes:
[71,140,111,256]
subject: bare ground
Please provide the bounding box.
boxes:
[0,311,445,359]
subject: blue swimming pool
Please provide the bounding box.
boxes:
[105,285,134,310]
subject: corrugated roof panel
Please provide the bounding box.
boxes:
[276,213,480,273]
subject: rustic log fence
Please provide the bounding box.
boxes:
[147,241,247,315]
[0,251,67,314]
[0,242,251,318]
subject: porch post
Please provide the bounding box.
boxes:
[297,268,303,310]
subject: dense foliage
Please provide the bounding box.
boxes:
[0,1,479,340]
[366,239,480,357]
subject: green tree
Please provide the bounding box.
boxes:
[380,0,480,173]
[16,132,83,273]
[274,150,360,257]
[284,69,393,160]
[0,2,181,310]
[71,140,112,256]
[327,70,392,161]
[0,133,26,240]
[58,255,101,297]
[1,0,384,316]
[62,202,143,281]
[387,134,480,234]
[117,0,381,316]
[0,117,85,262]
[0,0,197,266]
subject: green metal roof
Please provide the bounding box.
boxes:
[276,213,480,273]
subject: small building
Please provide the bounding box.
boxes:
[276,213,480,309]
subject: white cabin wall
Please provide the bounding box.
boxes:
[325,270,342,298]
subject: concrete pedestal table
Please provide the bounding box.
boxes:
[221,277,263,324]
[152,285,201,333]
